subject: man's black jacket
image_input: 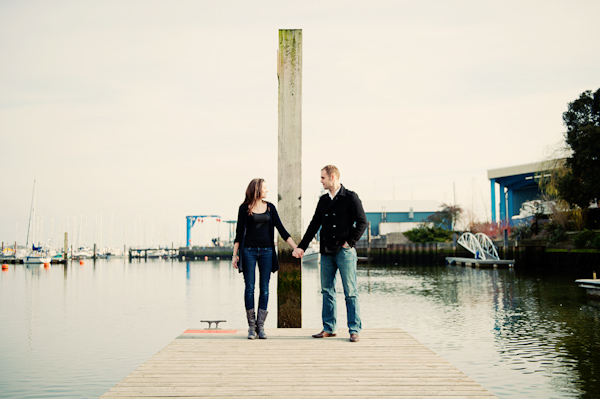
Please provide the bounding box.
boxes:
[298,185,368,255]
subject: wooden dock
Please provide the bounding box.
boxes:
[101,328,496,398]
[576,279,600,298]
[446,257,514,268]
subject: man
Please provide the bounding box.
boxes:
[293,165,368,342]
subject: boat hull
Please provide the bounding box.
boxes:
[302,247,320,264]
[24,257,51,265]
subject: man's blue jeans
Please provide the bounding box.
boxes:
[242,247,273,310]
[320,246,361,334]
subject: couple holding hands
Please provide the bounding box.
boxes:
[232,165,368,342]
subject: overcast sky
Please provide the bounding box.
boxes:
[2,0,599,249]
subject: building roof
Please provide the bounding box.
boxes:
[487,159,565,180]
[362,200,441,213]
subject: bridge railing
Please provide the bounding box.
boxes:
[457,232,499,260]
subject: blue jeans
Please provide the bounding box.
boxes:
[242,247,273,310]
[320,246,361,334]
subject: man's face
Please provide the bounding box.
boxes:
[320,170,333,190]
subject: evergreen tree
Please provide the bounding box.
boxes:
[558,89,600,209]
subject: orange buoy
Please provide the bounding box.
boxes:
[79,260,84,265]
[2,264,8,271]
[44,263,50,269]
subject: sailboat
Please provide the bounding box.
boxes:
[24,245,50,265]
[23,180,50,266]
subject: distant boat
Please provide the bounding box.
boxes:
[23,180,50,266]
[0,248,20,263]
[148,249,167,259]
[1,247,15,257]
[51,251,68,264]
[302,243,320,264]
[72,246,93,259]
[24,245,50,266]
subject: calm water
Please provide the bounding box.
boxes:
[1,258,599,398]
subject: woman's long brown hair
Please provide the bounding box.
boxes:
[243,178,264,215]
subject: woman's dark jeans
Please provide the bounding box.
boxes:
[242,247,273,310]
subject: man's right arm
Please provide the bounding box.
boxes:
[297,200,324,250]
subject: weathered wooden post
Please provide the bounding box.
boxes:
[453,233,457,256]
[64,233,68,260]
[503,228,509,260]
[277,29,302,328]
[367,221,372,262]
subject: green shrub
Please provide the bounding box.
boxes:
[547,224,567,243]
[511,222,534,239]
[573,229,596,248]
[404,227,453,243]
[591,234,600,250]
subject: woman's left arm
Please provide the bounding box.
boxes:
[285,236,298,250]
[271,204,292,243]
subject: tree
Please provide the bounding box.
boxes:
[424,203,462,230]
[403,204,462,243]
[558,89,600,209]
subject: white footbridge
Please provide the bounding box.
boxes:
[446,232,514,268]
[457,232,499,260]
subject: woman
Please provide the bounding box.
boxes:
[232,178,298,339]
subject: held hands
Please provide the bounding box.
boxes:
[292,247,304,259]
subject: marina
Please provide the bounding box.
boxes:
[128,248,178,260]
[1,258,599,398]
[2,3,599,398]
[101,328,495,398]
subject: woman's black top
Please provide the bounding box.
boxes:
[234,202,291,273]
[244,211,272,247]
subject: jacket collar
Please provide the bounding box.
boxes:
[328,184,347,198]
[325,184,347,210]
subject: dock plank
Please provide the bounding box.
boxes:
[101,329,495,398]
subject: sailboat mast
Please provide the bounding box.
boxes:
[25,180,36,249]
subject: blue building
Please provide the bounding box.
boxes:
[362,200,441,236]
[488,160,561,223]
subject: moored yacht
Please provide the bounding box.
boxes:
[23,245,51,266]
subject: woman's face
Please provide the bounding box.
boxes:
[260,181,268,199]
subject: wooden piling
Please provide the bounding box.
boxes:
[64,233,68,259]
[277,29,302,328]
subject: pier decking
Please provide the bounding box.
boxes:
[101,328,496,398]
[576,279,600,298]
[446,257,514,268]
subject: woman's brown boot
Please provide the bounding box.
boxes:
[246,309,257,340]
[257,308,268,339]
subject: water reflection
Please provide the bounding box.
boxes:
[357,265,600,398]
[0,260,599,398]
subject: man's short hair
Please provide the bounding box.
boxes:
[322,165,340,179]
